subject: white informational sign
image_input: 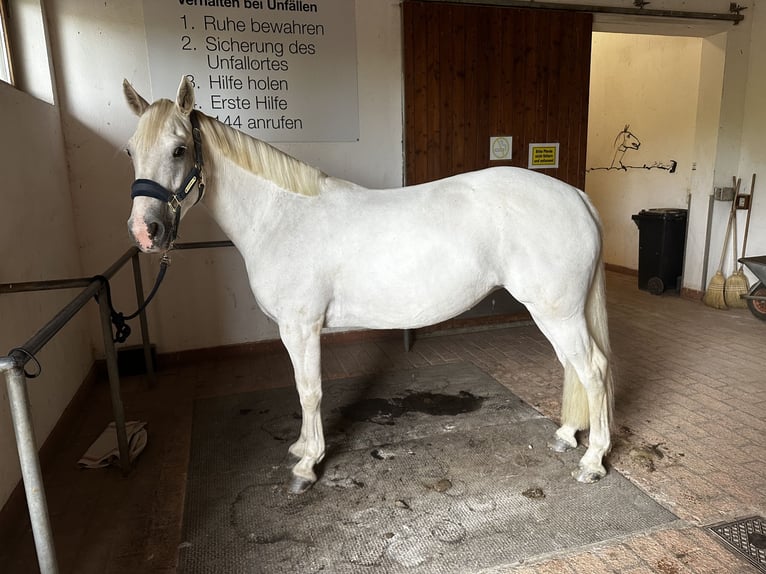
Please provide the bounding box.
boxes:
[528,143,560,169]
[141,0,359,142]
[489,136,512,161]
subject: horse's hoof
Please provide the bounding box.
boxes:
[549,437,576,453]
[289,476,315,494]
[572,467,606,484]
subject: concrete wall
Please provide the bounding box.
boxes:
[686,15,756,293]
[0,83,91,508]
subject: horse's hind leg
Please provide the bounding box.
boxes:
[550,362,589,453]
[279,319,325,494]
[528,310,611,483]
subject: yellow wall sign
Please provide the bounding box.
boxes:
[528,143,559,169]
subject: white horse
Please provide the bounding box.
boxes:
[123,77,613,493]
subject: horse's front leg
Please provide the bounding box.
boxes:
[279,319,325,494]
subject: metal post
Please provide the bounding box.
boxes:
[131,253,156,388]
[4,365,59,574]
[97,288,131,474]
[702,194,715,291]
[403,329,414,352]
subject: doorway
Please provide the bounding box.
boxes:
[585,32,708,273]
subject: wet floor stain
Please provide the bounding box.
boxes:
[521,487,545,499]
[339,391,485,425]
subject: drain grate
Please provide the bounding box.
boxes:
[707,516,766,572]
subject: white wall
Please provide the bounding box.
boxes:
[686,9,756,292]
[45,0,404,353]
[686,33,727,291]
[0,82,91,509]
[586,33,703,270]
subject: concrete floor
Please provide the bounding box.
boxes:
[0,270,764,573]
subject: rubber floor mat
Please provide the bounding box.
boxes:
[179,363,676,573]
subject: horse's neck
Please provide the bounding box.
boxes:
[202,150,282,248]
[611,148,625,168]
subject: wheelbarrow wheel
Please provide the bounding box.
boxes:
[746,281,766,321]
[647,276,664,295]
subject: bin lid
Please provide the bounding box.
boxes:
[632,208,687,220]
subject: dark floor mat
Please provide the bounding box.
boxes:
[179,363,676,573]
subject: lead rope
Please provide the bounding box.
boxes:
[93,254,171,343]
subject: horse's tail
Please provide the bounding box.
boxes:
[560,257,614,431]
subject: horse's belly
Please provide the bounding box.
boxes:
[324,263,499,329]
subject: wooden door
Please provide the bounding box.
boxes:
[403,1,593,189]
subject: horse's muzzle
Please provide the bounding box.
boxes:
[128,203,174,253]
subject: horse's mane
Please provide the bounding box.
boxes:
[136,100,324,196]
[198,113,325,197]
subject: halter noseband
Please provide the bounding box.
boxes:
[130,110,206,243]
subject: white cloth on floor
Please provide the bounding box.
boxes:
[77,421,148,468]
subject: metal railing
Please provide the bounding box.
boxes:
[0,240,233,574]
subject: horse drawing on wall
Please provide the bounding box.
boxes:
[611,124,641,169]
[588,124,676,173]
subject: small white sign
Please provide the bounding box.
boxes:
[489,136,512,161]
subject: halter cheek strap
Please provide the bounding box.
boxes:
[130,110,206,242]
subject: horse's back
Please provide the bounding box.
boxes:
[384,166,602,280]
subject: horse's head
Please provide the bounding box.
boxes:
[123,76,204,253]
[615,124,641,152]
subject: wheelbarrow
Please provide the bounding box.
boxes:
[738,255,766,321]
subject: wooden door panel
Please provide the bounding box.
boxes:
[403,1,592,189]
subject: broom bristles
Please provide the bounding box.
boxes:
[724,269,750,308]
[703,271,728,309]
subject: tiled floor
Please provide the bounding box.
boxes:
[0,271,764,573]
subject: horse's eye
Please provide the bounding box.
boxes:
[173,146,187,158]
[125,148,132,158]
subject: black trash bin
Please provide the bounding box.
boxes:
[631,208,688,295]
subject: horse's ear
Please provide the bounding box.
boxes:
[123,79,149,116]
[176,75,195,115]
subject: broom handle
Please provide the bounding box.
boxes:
[740,173,756,263]
[731,177,740,273]
[717,196,735,272]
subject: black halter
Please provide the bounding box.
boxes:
[130,110,206,243]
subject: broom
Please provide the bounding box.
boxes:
[725,177,749,308]
[730,173,756,307]
[703,180,736,309]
